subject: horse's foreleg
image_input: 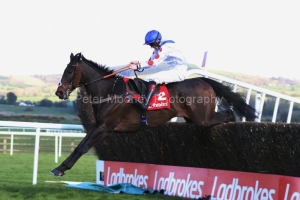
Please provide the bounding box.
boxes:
[50,125,108,176]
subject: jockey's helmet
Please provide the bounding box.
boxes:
[144,30,162,45]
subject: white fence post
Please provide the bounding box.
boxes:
[33,127,40,185]
[259,93,266,122]
[55,134,58,163]
[59,135,62,157]
[287,101,294,123]
[255,93,262,122]
[272,97,280,122]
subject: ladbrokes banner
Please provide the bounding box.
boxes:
[96,160,300,200]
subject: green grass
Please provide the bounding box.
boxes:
[0,153,182,200]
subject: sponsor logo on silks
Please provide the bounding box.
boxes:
[157,92,167,101]
[148,91,169,110]
[149,102,168,108]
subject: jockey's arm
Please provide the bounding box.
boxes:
[139,47,169,69]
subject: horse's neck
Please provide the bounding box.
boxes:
[82,64,122,99]
[85,80,112,96]
[83,77,116,100]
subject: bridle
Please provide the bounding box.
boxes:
[57,62,83,97]
[69,60,143,88]
[57,57,143,100]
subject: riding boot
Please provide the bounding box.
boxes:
[139,81,156,110]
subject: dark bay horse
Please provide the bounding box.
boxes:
[51,52,257,176]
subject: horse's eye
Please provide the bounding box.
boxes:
[58,82,62,86]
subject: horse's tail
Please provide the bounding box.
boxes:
[201,77,258,121]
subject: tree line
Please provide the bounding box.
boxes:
[0,92,71,108]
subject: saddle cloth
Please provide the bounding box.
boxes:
[123,77,170,110]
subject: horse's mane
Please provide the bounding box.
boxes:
[79,53,123,78]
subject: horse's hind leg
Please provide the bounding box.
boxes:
[50,125,108,176]
[185,102,235,126]
[210,109,235,124]
[190,110,234,126]
[184,105,216,126]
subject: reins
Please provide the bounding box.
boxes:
[76,62,143,88]
[77,64,130,88]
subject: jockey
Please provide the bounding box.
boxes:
[129,30,188,110]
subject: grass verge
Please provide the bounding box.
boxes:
[0,153,182,200]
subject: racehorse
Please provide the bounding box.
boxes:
[51,52,257,176]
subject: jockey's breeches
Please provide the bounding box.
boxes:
[144,65,188,84]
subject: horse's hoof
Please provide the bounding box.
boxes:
[50,169,65,177]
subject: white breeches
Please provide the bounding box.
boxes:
[144,65,188,84]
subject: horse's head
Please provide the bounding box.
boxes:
[55,53,83,100]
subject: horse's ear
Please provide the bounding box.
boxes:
[70,53,74,61]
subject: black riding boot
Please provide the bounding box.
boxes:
[140,81,156,110]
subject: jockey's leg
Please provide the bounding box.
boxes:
[135,67,186,110]
[144,67,187,84]
[134,81,156,110]
[142,81,156,110]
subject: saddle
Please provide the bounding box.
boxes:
[123,77,170,110]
